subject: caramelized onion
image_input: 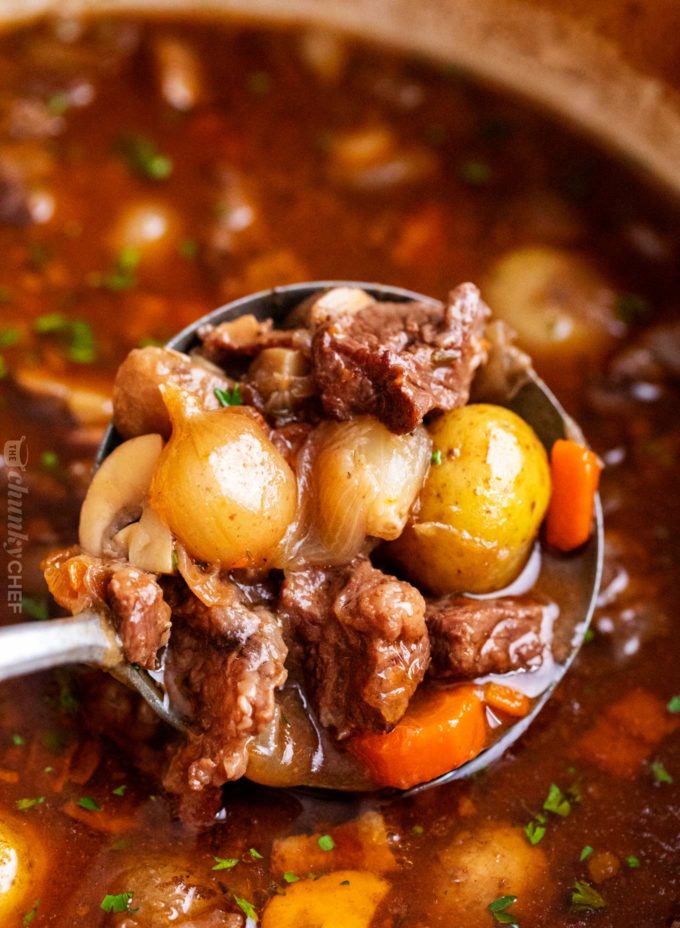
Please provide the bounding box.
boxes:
[150,386,297,568]
[275,416,431,567]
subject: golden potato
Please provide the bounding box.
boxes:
[389,404,550,594]
[483,245,623,390]
[261,870,389,928]
[0,819,46,924]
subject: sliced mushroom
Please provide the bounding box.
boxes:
[127,503,175,574]
[79,433,163,557]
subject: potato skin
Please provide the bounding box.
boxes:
[389,404,550,594]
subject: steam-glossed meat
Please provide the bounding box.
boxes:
[280,558,430,738]
[426,595,554,679]
[312,283,490,433]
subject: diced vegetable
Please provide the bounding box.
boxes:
[261,870,388,928]
[485,683,530,718]
[349,686,485,789]
[545,439,601,551]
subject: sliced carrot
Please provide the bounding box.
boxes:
[61,800,138,835]
[545,439,602,551]
[349,686,486,790]
[485,683,531,718]
[0,768,19,784]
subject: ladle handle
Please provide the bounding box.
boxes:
[0,611,121,681]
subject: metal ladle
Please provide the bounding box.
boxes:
[0,281,603,790]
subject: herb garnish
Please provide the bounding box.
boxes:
[543,783,571,817]
[78,796,101,811]
[249,847,264,860]
[524,816,546,846]
[212,856,239,871]
[431,449,442,465]
[16,796,45,811]
[116,134,173,181]
[317,834,335,852]
[487,894,519,925]
[615,292,649,325]
[40,450,59,472]
[626,855,641,868]
[112,784,127,796]
[283,871,300,883]
[100,892,135,913]
[411,824,425,836]
[33,313,96,363]
[94,246,141,292]
[667,695,680,714]
[0,327,19,348]
[12,733,24,746]
[570,880,606,911]
[579,845,594,861]
[215,384,242,407]
[234,895,258,921]
[650,760,673,784]
[22,899,40,926]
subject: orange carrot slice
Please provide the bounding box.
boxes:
[485,683,531,718]
[349,686,486,790]
[545,439,601,551]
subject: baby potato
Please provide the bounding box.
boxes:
[0,819,45,924]
[483,245,623,390]
[389,404,550,594]
[261,870,389,928]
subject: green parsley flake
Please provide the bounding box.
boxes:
[33,313,97,363]
[615,292,649,325]
[28,243,52,270]
[650,760,673,784]
[317,834,335,852]
[22,898,40,926]
[40,450,59,472]
[249,847,264,860]
[339,879,350,886]
[16,796,45,811]
[411,824,425,836]
[100,892,135,913]
[460,159,492,186]
[626,855,641,868]
[215,384,242,407]
[212,856,239,871]
[667,695,680,714]
[431,449,442,466]
[283,872,299,883]
[97,247,141,292]
[570,880,606,911]
[0,327,19,348]
[487,894,519,925]
[22,594,49,621]
[46,92,70,116]
[116,134,173,181]
[543,783,571,817]
[580,845,594,861]
[78,796,101,811]
[33,312,68,334]
[234,895,258,922]
[12,733,24,746]
[524,819,546,846]
[112,784,127,796]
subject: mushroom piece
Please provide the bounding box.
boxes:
[79,433,163,557]
[121,502,175,574]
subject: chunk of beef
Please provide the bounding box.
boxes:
[112,346,241,439]
[108,565,171,669]
[426,595,555,680]
[43,546,171,669]
[198,314,311,365]
[164,591,287,792]
[280,558,429,739]
[312,283,490,433]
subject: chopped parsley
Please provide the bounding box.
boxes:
[524,816,546,846]
[411,824,425,836]
[650,760,673,784]
[339,879,350,886]
[249,847,264,860]
[0,326,19,348]
[46,91,70,116]
[33,311,68,334]
[667,695,680,714]
[39,450,59,472]
[12,733,24,746]
[95,246,141,292]
[579,845,594,862]
[487,894,519,925]
[22,899,40,926]
[283,871,300,883]
[431,449,442,465]
[570,880,606,911]
[234,895,258,921]
[116,134,173,181]
[212,856,239,871]
[215,384,242,407]
[615,292,649,325]
[78,796,101,811]
[543,783,571,817]
[28,243,52,270]
[16,796,45,811]
[460,159,492,186]
[100,892,135,913]
[33,313,97,363]
[112,784,127,796]
[626,855,641,868]
[317,834,335,852]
